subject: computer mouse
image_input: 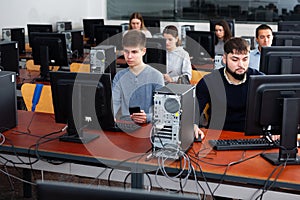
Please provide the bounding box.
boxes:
[194,137,202,143]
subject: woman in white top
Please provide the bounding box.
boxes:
[123,12,152,38]
[162,25,192,83]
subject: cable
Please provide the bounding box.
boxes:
[154,145,192,193]
[0,167,36,186]
[0,132,6,145]
[189,150,263,198]
[88,167,111,186]
[253,155,288,200]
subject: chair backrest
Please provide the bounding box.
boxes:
[190,69,211,85]
[191,70,211,127]
[21,83,54,114]
[25,59,60,72]
[70,62,90,72]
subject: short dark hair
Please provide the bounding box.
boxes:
[224,37,250,55]
[255,24,273,38]
[122,30,146,48]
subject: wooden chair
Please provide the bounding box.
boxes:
[25,59,60,72]
[190,69,211,85]
[21,83,54,114]
[70,62,90,72]
[25,43,32,53]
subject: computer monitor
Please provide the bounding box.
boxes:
[272,31,300,36]
[31,32,68,81]
[37,180,198,200]
[143,38,167,74]
[27,24,53,47]
[245,74,300,165]
[49,71,116,144]
[209,19,235,37]
[143,18,161,35]
[272,34,300,46]
[185,30,215,63]
[93,25,122,50]
[0,41,20,75]
[259,46,300,75]
[278,21,300,31]
[82,19,104,44]
[2,27,26,54]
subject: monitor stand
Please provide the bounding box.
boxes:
[261,98,300,165]
[59,85,99,144]
[59,118,99,144]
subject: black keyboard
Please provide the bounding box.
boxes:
[209,138,280,150]
[115,121,141,133]
[107,115,142,133]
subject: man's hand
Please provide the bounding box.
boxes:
[194,124,205,140]
[131,110,147,124]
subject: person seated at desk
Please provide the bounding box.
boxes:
[213,20,232,69]
[195,38,262,137]
[214,20,232,56]
[162,25,192,84]
[249,24,273,71]
[123,12,152,38]
[112,30,164,124]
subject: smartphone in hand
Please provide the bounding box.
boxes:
[129,107,141,115]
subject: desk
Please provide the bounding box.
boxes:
[17,68,41,84]
[1,111,300,199]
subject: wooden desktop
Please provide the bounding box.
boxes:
[0,110,299,199]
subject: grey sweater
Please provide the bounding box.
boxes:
[112,65,164,122]
[167,46,192,82]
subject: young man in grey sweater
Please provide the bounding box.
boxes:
[112,30,164,124]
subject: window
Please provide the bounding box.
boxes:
[107,0,300,23]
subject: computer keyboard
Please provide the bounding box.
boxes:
[115,121,141,133]
[209,137,280,150]
[107,115,141,133]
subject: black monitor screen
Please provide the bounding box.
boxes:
[37,181,198,200]
[93,25,122,50]
[185,30,215,63]
[50,71,115,143]
[31,32,68,80]
[209,19,235,37]
[0,41,20,75]
[245,74,300,165]
[272,34,300,46]
[143,38,167,74]
[27,24,53,47]
[82,19,104,39]
[278,21,300,31]
[2,28,26,54]
[143,18,160,35]
[259,46,300,75]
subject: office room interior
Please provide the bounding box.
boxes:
[1,0,300,200]
[2,0,294,39]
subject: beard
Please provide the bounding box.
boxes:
[225,63,247,81]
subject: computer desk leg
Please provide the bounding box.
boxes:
[23,168,32,198]
[131,173,144,189]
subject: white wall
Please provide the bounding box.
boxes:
[0,0,105,35]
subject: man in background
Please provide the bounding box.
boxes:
[249,24,273,71]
